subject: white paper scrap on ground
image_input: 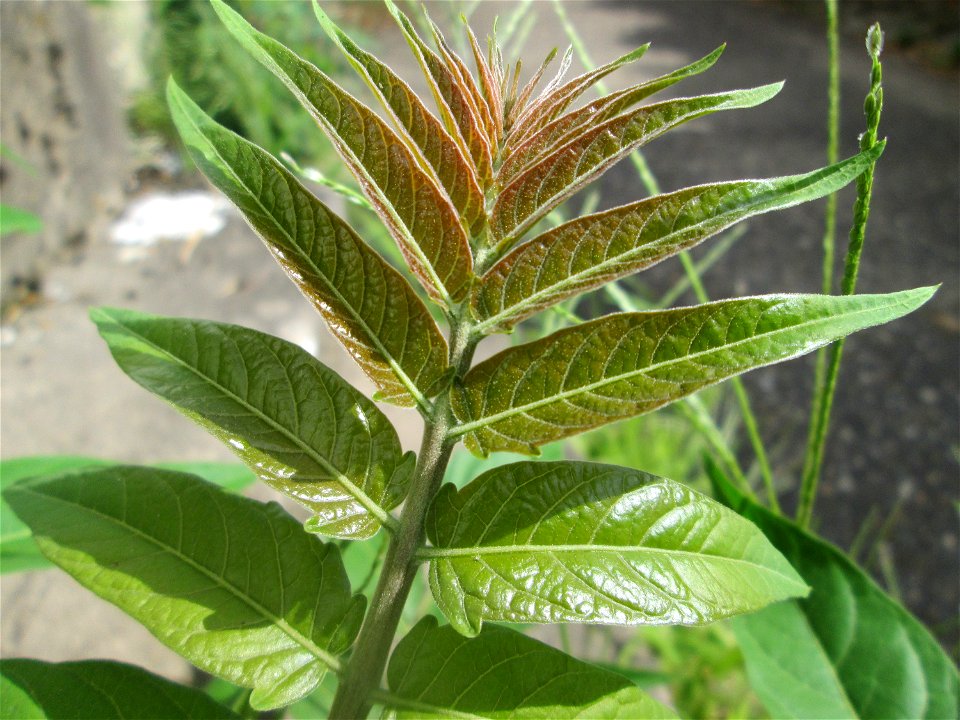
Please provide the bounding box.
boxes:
[111,191,232,246]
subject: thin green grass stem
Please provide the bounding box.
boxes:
[552,0,776,509]
[798,24,884,528]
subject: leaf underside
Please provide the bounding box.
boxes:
[386,617,677,719]
[452,288,936,456]
[711,464,959,720]
[92,307,412,539]
[0,659,238,720]
[2,467,365,711]
[424,461,806,636]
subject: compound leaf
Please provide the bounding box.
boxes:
[475,147,884,332]
[422,461,806,636]
[452,288,936,455]
[710,463,960,720]
[92,307,411,539]
[0,659,238,720]
[168,79,448,409]
[491,84,782,248]
[313,5,486,235]
[2,467,365,710]
[385,617,676,718]
[211,0,473,305]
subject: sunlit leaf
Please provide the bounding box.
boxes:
[476,147,884,332]
[491,83,782,248]
[91,308,411,539]
[0,659,238,720]
[385,0,494,188]
[211,0,473,304]
[385,617,677,718]
[709,462,960,720]
[423,461,806,636]
[2,467,365,710]
[452,288,936,455]
[499,47,725,184]
[314,4,486,236]
[167,79,448,408]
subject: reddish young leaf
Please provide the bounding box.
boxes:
[212,0,473,305]
[313,4,485,236]
[490,83,783,250]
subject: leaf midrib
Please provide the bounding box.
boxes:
[174,90,431,412]
[14,483,342,673]
[419,543,804,588]
[451,295,908,438]
[102,311,396,531]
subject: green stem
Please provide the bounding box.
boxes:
[329,315,478,719]
[554,0,776,510]
[798,23,884,528]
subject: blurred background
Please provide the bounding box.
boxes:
[2,1,958,716]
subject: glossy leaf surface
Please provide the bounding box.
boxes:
[491,84,782,247]
[0,659,237,720]
[386,617,676,718]
[423,461,806,636]
[211,0,473,304]
[0,457,254,574]
[500,47,724,184]
[92,307,411,539]
[711,464,960,720]
[2,467,365,710]
[476,147,883,332]
[452,288,936,455]
[168,79,448,408]
[313,5,485,235]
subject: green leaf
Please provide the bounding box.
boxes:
[313,4,486,236]
[385,617,677,718]
[422,461,806,636]
[452,288,936,455]
[2,467,365,711]
[385,0,494,188]
[91,307,411,539]
[0,205,42,237]
[0,659,238,720]
[708,462,960,720]
[1,456,111,574]
[491,83,783,248]
[210,0,473,305]
[476,147,883,332]
[167,79,448,408]
[500,47,725,184]
[1,456,255,574]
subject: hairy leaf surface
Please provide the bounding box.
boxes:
[0,659,237,720]
[168,79,448,408]
[386,0,494,188]
[385,617,676,718]
[211,0,472,304]
[475,147,884,331]
[506,44,651,151]
[92,308,412,539]
[500,47,724,183]
[313,5,486,235]
[452,288,936,455]
[711,464,960,720]
[423,461,806,636]
[2,467,365,710]
[491,84,782,248]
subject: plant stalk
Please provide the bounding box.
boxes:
[329,316,478,719]
[798,23,884,528]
